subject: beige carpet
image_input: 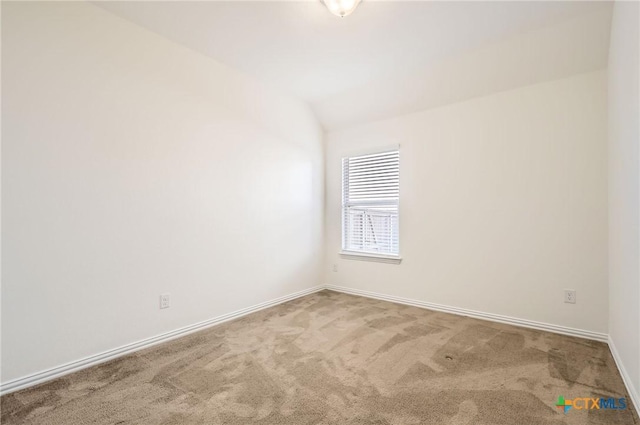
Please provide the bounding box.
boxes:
[1,290,638,424]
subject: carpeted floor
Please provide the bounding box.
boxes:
[1,290,638,424]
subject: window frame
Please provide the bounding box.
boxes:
[340,147,402,264]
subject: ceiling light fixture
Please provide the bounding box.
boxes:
[321,0,362,18]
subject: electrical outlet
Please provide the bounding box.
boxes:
[332,264,338,272]
[564,290,576,304]
[160,293,171,309]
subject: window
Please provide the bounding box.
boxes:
[342,149,400,260]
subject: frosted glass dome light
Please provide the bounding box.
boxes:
[321,0,362,18]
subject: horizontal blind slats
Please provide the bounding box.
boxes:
[348,160,399,170]
[348,165,399,172]
[348,152,399,163]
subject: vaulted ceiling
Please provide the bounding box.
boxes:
[96,1,613,131]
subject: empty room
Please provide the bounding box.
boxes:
[1,0,639,424]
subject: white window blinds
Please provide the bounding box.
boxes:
[342,149,399,256]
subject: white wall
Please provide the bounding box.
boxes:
[325,71,608,334]
[1,2,323,384]
[608,0,640,405]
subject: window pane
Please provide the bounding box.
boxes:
[342,150,399,255]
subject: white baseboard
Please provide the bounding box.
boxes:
[5,282,633,411]
[325,284,609,342]
[0,285,325,396]
[608,336,640,415]
[330,283,640,414]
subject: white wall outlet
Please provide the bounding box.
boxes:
[160,293,171,309]
[564,290,576,304]
[332,264,338,272]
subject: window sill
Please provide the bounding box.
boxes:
[339,251,402,264]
